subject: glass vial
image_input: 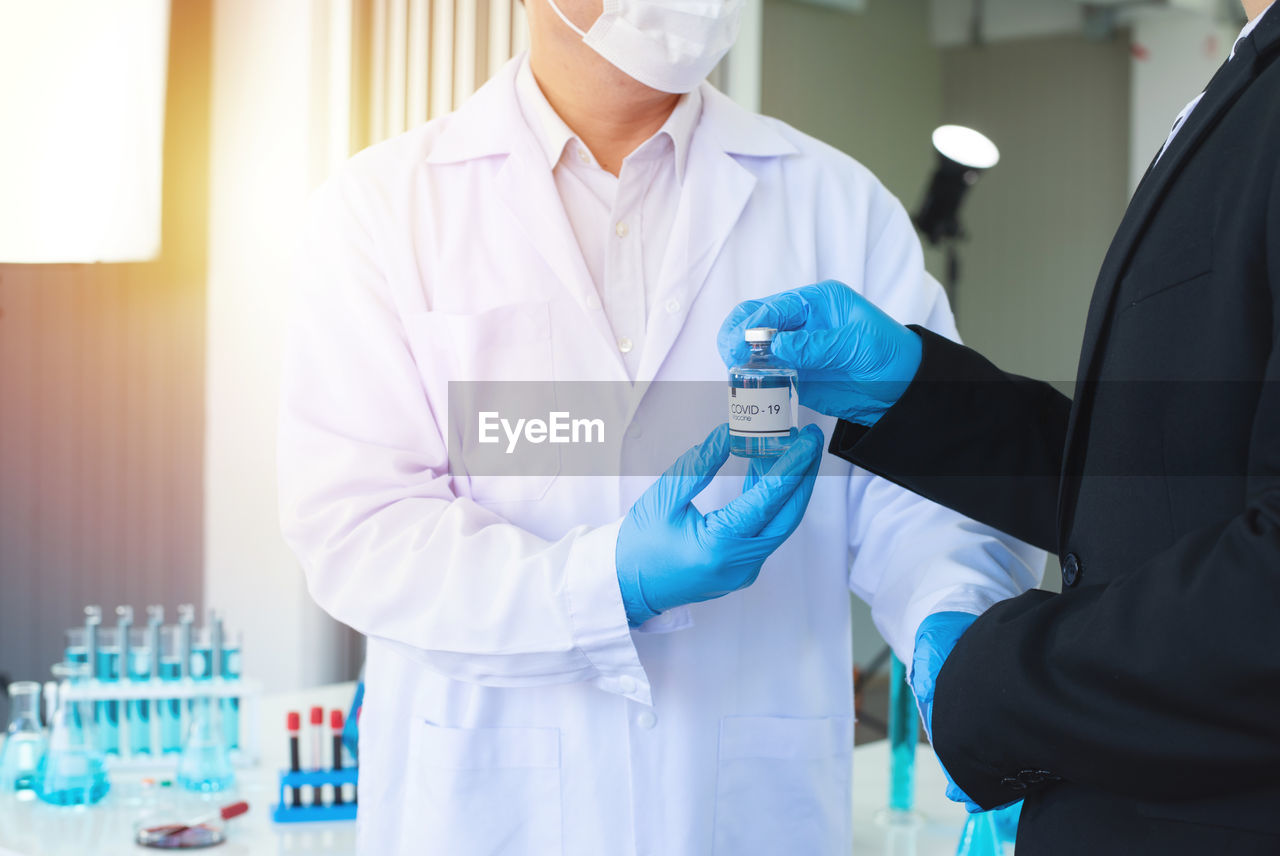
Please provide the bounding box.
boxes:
[728,328,797,458]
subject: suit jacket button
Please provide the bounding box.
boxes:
[1062,552,1082,587]
[1001,777,1028,792]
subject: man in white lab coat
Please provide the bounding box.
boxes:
[278,1,1044,854]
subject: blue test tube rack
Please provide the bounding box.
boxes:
[271,767,359,823]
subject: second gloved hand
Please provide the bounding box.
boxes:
[911,611,983,813]
[718,280,922,426]
[615,423,823,626]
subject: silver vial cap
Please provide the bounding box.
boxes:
[744,327,777,343]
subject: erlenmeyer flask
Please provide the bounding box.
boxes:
[176,696,235,793]
[0,681,48,799]
[34,667,110,806]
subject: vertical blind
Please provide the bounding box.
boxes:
[366,0,529,143]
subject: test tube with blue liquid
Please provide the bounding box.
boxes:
[221,627,242,750]
[127,627,153,755]
[158,626,184,753]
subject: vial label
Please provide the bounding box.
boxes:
[728,387,792,438]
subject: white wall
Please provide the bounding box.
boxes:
[205,0,357,691]
[1128,9,1239,191]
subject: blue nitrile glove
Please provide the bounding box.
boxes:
[615,423,824,626]
[717,281,923,426]
[911,611,983,813]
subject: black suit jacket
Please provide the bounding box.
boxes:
[829,12,1280,854]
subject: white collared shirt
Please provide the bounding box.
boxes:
[1155,1,1273,166]
[514,57,701,379]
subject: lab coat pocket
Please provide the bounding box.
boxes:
[404,721,562,856]
[403,303,560,503]
[713,715,853,856]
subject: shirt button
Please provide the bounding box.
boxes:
[618,336,634,354]
[636,710,657,730]
[664,298,680,314]
[615,221,629,238]
[617,675,637,694]
[577,148,591,164]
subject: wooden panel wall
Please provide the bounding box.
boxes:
[0,0,212,706]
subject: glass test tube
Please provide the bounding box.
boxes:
[127,628,153,755]
[887,655,916,815]
[95,627,122,755]
[220,628,241,750]
[158,626,184,753]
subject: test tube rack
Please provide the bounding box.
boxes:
[59,677,262,769]
[270,767,359,823]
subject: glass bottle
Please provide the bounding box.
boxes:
[0,681,48,799]
[34,666,110,807]
[728,327,798,458]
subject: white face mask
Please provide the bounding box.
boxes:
[544,0,743,94]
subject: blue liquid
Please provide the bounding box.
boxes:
[127,649,152,755]
[728,351,797,459]
[888,655,916,813]
[0,732,48,795]
[95,646,121,755]
[34,748,110,806]
[190,646,213,681]
[221,647,240,750]
[158,659,183,753]
[64,647,88,729]
[176,744,236,793]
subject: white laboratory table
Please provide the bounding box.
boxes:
[1,683,974,856]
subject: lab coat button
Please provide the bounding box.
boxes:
[636,710,657,730]
[664,298,680,314]
[1062,553,1081,587]
[627,424,643,440]
[617,675,637,694]
[615,221,629,238]
[618,336,634,354]
[585,294,601,311]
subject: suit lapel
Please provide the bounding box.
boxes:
[1056,30,1272,546]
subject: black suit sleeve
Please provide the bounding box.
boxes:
[829,327,1071,552]
[927,173,1280,809]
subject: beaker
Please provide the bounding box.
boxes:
[34,667,110,807]
[176,696,235,793]
[0,681,48,799]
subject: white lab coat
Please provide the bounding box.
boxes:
[279,55,1043,856]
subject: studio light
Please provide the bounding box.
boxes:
[913,125,1000,301]
[914,125,1000,246]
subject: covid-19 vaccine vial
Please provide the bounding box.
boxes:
[729,327,798,458]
